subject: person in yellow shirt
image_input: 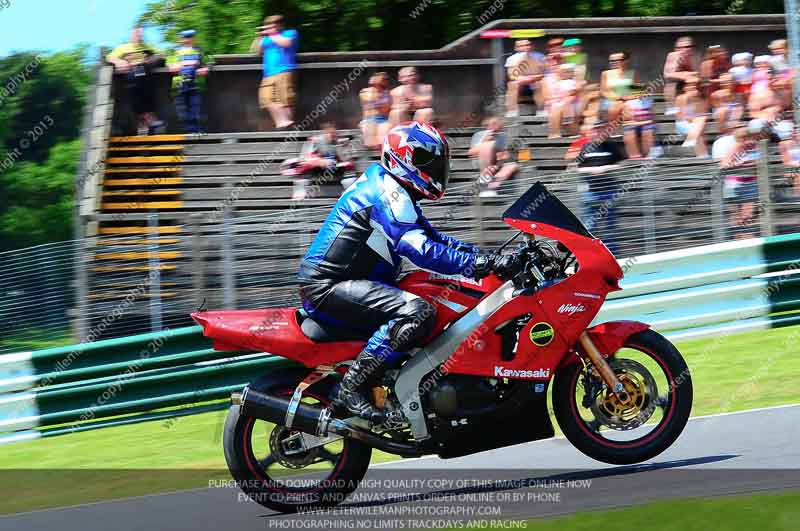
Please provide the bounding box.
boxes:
[107,26,165,135]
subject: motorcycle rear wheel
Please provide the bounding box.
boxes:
[223,368,372,513]
[553,329,692,465]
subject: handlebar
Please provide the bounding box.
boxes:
[497,238,574,290]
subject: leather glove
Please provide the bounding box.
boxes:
[473,253,493,279]
[473,252,521,280]
[491,252,523,280]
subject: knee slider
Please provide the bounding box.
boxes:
[388,298,437,351]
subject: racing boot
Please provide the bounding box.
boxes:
[335,351,387,424]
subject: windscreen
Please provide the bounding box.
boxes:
[502,182,594,238]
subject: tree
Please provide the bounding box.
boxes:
[0,48,91,250]
[0,48,92,163]
[139,0,786,56]
[0,140,79,251]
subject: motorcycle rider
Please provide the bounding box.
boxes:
[298,122,515,423]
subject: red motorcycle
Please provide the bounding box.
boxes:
[192,182,693,513]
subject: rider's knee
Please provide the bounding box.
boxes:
[388,298,437,351]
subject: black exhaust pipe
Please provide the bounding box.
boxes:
[236,387,423,457]
[239,387,326,436]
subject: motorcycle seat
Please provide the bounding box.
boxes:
[297,309,370,343]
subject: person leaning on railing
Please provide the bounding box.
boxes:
[106,26,165,136]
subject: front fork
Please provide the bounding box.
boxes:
[577,331,630,404]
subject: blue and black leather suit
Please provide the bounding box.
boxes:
[298,163,479,365]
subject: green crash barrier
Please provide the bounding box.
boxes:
[0,233,799,443]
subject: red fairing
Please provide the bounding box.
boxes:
[398,271,502,338]
[191,309,363,367]
[443,217,625,380]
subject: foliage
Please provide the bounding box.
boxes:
[0,48,91,163]
[0,140,80,250]
[0,48,91,250]
[139,0,785,55]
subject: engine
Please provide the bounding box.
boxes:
[423,374,509,419]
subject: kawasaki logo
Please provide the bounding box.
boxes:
[494,366,551,379]
[558,303,586,315]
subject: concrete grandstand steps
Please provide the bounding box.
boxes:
[98,226,183,235]
[104,177,185,187]
[89,110,792,315]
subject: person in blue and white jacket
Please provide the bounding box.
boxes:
[298,122,514,423]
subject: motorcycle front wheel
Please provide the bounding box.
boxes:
[223,369,372,513]
[553,329,693,465]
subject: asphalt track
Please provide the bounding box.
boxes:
[3,404,799,531]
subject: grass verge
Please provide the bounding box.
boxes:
[486,490,800,531]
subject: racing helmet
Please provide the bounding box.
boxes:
[381,121,450,200]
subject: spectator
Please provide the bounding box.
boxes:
[768,39,790,73]
[663,36,697,115]
[504,39,545,118]
[600,52,636,125]
[251,15,298,129]
[622,88,656,159]
[700,45,730,100]
[547,63,582,139]
[359,72,392,150]
[546,38,564,63]
[769,39,794,110]
[748,55,781,123]
[106,26,165,136]
[469,117,519,197]
[390,67,434,124]
[580,84,605,127]
[729,52,753,103]
[675,77,709,158]
[710,74,743,135]
[779,128,800,196]
[721,123,761,238]
[167,30,210,134]
[562,38,587,81]
[540,54,562,118]
[301,121,349,169]
[565,120,626,253]
[711,121,739,162]
[292,122,353,200]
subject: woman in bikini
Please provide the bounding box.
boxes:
[360,72,392,150]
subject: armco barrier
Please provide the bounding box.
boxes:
[1,233,799,444]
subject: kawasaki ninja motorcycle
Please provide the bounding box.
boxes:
[192,182,693,513]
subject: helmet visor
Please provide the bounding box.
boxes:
[412,141,450,196]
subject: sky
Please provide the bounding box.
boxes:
[0,0,168,58]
